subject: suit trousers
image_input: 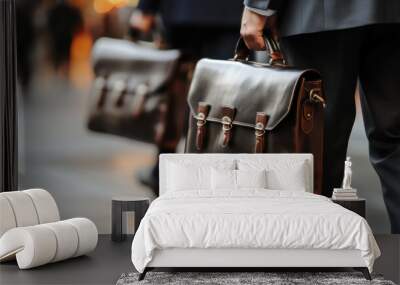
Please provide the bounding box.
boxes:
[280,23,400,233]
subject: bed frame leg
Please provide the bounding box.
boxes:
[354,267,371,280]
[138,268,148,281]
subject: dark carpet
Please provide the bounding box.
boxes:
[117,271,395,285]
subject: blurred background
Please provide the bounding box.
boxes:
[15,0,391,234]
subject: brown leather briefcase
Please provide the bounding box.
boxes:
[185,37,326,194]
[87,37,183,147]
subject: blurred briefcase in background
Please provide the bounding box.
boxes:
[87,37,182,146]
[185,37,326,194]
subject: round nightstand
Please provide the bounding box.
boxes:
[111,196,150,242]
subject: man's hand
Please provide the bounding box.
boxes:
[240,8,278,50]
[129,10,156,34]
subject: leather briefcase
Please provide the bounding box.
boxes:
[185,37,326,194]
[87,37,182,145]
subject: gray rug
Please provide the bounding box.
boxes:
[116,272,395,285]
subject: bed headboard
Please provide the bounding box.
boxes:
[159,153,314,195]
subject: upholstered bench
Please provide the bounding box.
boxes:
[0,189,98,269]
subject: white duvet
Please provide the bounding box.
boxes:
[131,190,380,273]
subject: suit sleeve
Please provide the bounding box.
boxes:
[137,0,160,14]
[243,0,270,10]
[244,0,282,12]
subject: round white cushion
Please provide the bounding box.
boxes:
[0,196,17,237]
[0,226,57,269]
[24,189,60,224]
[1,191,39,227]
[64,218,98,257]
[42,221,79,262]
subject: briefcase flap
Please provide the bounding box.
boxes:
[91,37,180,93]
[187,58,320,130]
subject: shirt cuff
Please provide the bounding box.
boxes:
[245,6,276,17]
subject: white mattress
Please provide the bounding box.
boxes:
[131,190,380,273]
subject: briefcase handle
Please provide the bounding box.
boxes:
[128,26,167,49]
[233,32,287,65]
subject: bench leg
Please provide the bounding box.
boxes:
[112,201,124,242]
[354,267,371,280]
[138,268,148,281]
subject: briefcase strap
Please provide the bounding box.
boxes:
[131,83,150,118]
[94,77,107,109]
[254,112,269,153]
[220,106,236,148]
[196,103,210,151]
[154,102,168,144]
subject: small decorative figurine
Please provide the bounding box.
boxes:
[342,156,353,189]
[332,157,358,199]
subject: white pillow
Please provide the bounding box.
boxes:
[236,169,267,189]
[166,159,235,191]
[237,159,309,192]
[267,166,307,191]
[211,168,236,190]
[211,169,267,190]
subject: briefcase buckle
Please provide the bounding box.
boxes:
[255,122,266,137]
[310,88,326,108]
[196,112,207,127]
[222,116,233,131]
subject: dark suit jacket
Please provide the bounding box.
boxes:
[245,0,400,37]
[138,0,243,27]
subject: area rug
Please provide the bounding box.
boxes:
[116,272,395,285]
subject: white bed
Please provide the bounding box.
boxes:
[131,154,380,280]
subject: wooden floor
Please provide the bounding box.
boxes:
[0,235,398,285]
